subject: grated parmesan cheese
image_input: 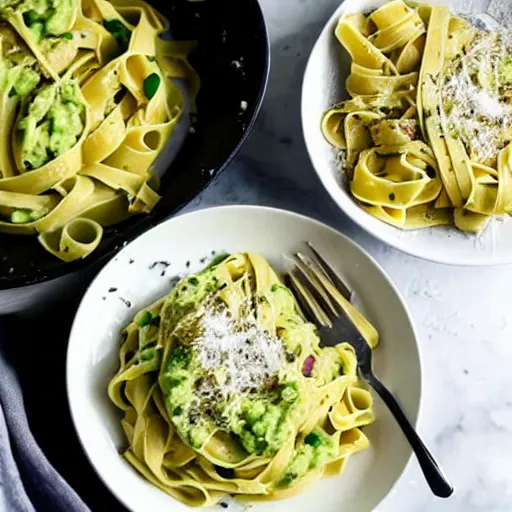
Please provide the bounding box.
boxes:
[440,30,512,165]
[193,308,285,399]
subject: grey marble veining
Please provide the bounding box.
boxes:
[183,0,512,510]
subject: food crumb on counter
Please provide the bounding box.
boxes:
[240,100,248,111]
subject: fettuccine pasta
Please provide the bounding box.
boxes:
[108,253,377,507]
[0,0,198,261]
[322,0,512,233]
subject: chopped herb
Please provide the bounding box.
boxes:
[62,32,73,40]
[146,55,156,62]
[137,310,152,327]
[143,73,161,100]
[149,260,170,269]
[188,277,199,285]
[173,406,183,416]
[23,10,39,27]
[207,252,230,268]
[279,473,297,487]
[103,19,131,50]
[304,432,321,448]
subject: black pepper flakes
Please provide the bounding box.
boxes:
[149,260,170,270]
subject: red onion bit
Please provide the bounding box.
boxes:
[302,355,316,377]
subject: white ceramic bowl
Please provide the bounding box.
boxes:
[302,0,512,266]
[66,205,422,512]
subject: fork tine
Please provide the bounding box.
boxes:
[286,270,331,328]
[305,243,380,350]
[296,251,346,318]
[292,261,339,326]
[306,242,352,301]
[296,252,339,316]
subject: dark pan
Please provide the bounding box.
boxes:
[0,0,270,290]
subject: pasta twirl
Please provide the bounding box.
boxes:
[322,0,512,233]
[108,253,377,507]
[0,0,199,261]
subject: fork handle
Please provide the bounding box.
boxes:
[365,373,453,498]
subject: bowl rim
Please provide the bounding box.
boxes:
[300,0,512,267]
[66,203,425,512]
[0,0,271,291]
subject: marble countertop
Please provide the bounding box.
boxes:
[182,0,512,510]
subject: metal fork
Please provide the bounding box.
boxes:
[286,242,453,499]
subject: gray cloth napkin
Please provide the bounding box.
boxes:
[0,313,125,512]
[0,345,89,512]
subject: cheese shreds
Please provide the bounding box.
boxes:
[193,308,285,399]
[440,30,512,165]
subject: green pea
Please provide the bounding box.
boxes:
[304,432,321,448]
[10,210,31,224]
[137,310,152,327]
[140,347,155,361]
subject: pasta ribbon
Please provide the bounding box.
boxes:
[0,0,199,261]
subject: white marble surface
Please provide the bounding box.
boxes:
[181,0,512,510]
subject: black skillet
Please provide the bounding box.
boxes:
[0,0,270,289]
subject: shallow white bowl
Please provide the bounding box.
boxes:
[67,205,422,512]
[302,0,512,266]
